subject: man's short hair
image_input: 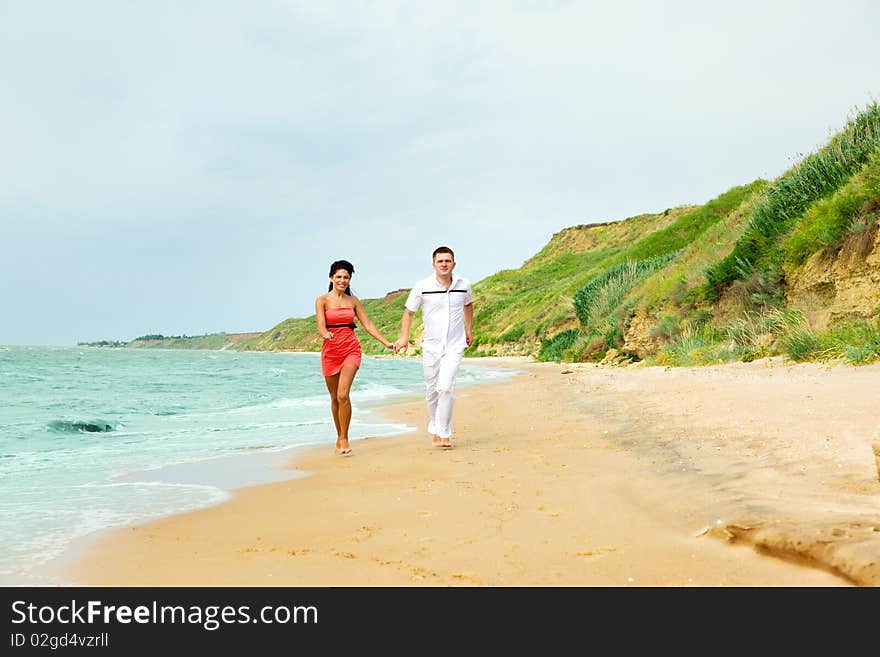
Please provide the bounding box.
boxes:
[432,246,455,261]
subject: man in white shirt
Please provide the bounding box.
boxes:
[393,246,474,449]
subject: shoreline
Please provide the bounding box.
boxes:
[56,357,880,586]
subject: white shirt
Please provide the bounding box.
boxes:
[405,274,473,354]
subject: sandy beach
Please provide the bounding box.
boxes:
[58,357,880,587]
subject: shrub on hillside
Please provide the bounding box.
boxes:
[536,328,579,362]
[573,253,679,331]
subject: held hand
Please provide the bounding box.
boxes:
[392,338,408,353]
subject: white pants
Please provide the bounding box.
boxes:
[422,349,464,439]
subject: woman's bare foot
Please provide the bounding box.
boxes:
[335,438,352,455]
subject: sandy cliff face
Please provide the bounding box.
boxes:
[785,224,880,329]
[622,305,665,359]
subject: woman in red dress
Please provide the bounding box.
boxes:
[316,260,396,455]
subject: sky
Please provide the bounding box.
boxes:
[2,1,878,346]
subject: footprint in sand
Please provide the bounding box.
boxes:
[450,571,482,584]
[352,525,378,542]
[576,546,617,558]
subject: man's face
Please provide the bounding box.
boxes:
[432,252,455,278]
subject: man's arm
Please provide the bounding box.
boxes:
[393,309,415,353]
[464,302,474,346]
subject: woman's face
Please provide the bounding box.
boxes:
[330,268,351,292]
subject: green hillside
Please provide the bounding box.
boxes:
[130,102,880,366]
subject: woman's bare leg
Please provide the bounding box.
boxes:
[324,374,341,446]
[334,363,359,454]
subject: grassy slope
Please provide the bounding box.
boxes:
[706,103,880,294]
[630,181,768,312]
[782,149,880,270]
[467,207,696,354]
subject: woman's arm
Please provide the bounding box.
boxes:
[353,297,393,349]
[315,296,333,340]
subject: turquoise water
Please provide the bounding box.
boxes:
[0,346,516,585]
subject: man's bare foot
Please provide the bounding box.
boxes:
[335,439,352,455]
[440,437,453,449]
[431,435,443,448]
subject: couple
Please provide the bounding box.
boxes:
[315,246,474,455]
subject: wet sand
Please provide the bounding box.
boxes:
[59,357,880,586]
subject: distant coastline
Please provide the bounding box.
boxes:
[78,332,262,351]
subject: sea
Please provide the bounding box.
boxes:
[0,345,518,585]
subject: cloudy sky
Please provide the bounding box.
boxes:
[2,1,878,346]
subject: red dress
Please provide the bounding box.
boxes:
[321,307,363,376]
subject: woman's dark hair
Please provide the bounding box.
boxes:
[328,259,354,295]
